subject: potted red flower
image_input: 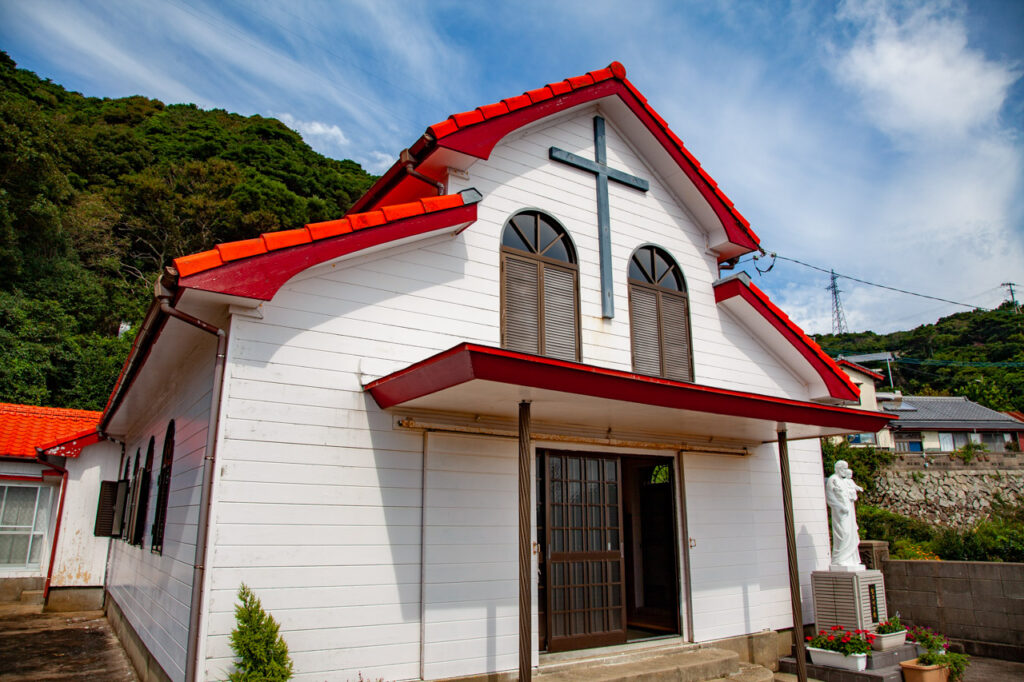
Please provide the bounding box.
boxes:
[872,615,907,651]
[805,625,874,671]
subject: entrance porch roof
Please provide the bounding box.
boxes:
[365,344,894,444]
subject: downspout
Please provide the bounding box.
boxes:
[154,284,229,682]
[34,449,69,601]
[400,148,445,195]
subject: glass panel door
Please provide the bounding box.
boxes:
[544,453,626,652]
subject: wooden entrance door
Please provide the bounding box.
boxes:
[544,452,627,652]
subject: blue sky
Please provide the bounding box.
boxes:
[2,0,1022,336]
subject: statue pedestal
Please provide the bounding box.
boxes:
[811,570,887,632]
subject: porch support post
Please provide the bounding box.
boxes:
[778,429,808,682]
[518,401,532,682]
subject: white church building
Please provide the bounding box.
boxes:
[96,62,891,681]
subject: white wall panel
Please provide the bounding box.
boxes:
[106,328,218,682]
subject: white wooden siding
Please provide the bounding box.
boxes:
[198,105,828,679]
[421,432,532,680]
[684,438,828,641]
[106,328,218,682]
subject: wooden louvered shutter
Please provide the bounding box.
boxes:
[542,265,578,361]
[630,286,661,375]
[661,292,693,382]
[504,255,541,354]
[94,481,118,537]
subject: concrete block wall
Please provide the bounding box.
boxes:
[882,559,1024,660]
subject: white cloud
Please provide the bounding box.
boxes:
[276,113,349,151]
[834,0,1019,140]
[357,151,397,175]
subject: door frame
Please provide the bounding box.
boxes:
[537,448,688,652]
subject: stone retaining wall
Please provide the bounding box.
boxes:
[869,470,1024,527]
[882,559,1024,660]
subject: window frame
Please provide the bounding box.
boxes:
[0,483,53,568]
[626,245,694,382]
[499,210,581,362]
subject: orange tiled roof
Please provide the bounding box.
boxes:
[174,193,466,278]
[425,61,754,234]
[0,403,101,459]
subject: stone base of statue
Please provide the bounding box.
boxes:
[811,570,887,633]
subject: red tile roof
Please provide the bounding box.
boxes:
[429,62,754,236]
[0,403,101,459]
[353,62,757,258]
[175,193,467,278]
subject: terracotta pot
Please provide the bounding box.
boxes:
[807,647,868,671]
[872,629,907,650]
[900,658,950,682]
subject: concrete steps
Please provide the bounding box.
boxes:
[708,661,775,682]
[537,644,769,682]
[19,590,44,605]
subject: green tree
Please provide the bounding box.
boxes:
[229,584,293,682]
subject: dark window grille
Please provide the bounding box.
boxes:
[127,438,154,546]
[151,420,175,555]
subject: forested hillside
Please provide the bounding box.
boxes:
[0,52,375,409]
[815,304,1024,411]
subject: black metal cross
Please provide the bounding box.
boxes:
[550,115,649,319]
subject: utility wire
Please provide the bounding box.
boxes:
[753,252,990,311]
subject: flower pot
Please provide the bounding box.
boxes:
[872,629,907,651]
[807,647,868,671]
[900,658,950,682]
[916,644,948,657]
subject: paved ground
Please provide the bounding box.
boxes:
[775,654,1024,681]
[0,602,136,681]
[963,654,1024,681]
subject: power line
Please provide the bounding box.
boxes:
[754,252,990,311]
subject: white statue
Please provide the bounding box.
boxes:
[826,460,865,571]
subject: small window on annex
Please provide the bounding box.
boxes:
[0,484,52,567]
[500,210,580,361]
[628,245,693,382]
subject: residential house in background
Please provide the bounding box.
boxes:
[0,402,121,609]
[878,394,1024,455]
[834,359,894,448]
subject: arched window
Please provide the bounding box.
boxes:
[151,420,175,555]
[628,245,693,381]
[128,437,155,547]
[501,210,580,361]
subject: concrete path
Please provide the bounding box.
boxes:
[0,602,136,681]
[775,654,1024,681]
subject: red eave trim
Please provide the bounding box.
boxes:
[714,277,860,402]
[837,359,885,382]
[38,428,103,458]
[176,193,479,300]
[365,344,891,433]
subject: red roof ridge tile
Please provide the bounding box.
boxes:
[175,192,470,279]
[416,62,755,248]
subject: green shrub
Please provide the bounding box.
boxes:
[858,504,935,544]
[229,583,293,681]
